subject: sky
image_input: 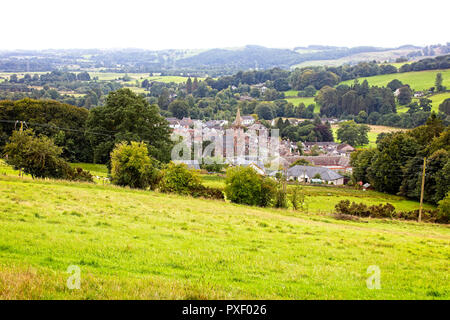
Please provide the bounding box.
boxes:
[1,0,448,50]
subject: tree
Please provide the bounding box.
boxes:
[186,77,193,94]
[336,121,369,146]
[419,98,432,112]
[368,132,419,194]
[86,88,173,164]
[439,98,450,115]
[435,72,444,92]
[397,86,412,105]
[387,79,403,92]
[157,88,170,110]
[4,129,92,182]
[0,98,91,162]
[168,99,189,119]
[110,141,160,189]
[255,103,274,120]
[224,166,275,207]
[350,148,378,183]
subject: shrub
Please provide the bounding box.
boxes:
[110,141,160,189]
[335,200,448,224]
[274,184,288,209]
[290,185,305,210]
[437,193,450,221]
[190,185,224,200]
[66,166,94,182]
[224,166,275,207]
[159,162,202,195]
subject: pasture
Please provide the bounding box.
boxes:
[331,124,404,148]
[340,69,450,91]
[0,173,448,299]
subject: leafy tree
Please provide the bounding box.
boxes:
[419,98,432,112]
[224,166,275,207]
[397,86,412,105]
[439,98,450,115]
[368,132,419,194]
[4,129,91,182]
[290,158,311,167]
[0,98,91,162]
[255,103,274,120]
[86,88,173,164]
[336,121,369,146]
[350,148,378,183]
[157,88,170,110]
[435,72,444,92]
[168,99,189,119]
[110,141,160,189]
[387,79,403,92]
[186,77,193,94]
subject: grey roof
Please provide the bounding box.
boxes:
[287,165,343,181]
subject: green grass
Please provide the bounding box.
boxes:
[283,96,319,112]
[396,92,450,114]
[340,69,450,91]
[332,124,404,149]
[0,174,448,299]
[89,72,205,84]
[201,174,435,212]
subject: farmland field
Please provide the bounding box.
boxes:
[332,124,404,148]
[340,69,450,91]
[90,72,205,84]
[0,172,448,300]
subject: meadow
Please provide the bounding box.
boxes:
[0,172,448,300]
[282,92,319,112]
[339,69,450,91]
[331,124,404,148]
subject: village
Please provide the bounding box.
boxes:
[166,109,355,186]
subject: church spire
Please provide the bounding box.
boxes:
[234,107,243,128]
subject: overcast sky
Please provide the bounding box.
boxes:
[2,0,448,50]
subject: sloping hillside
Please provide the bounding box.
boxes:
[0,174,448,299]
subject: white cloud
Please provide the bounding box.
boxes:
[1,0,448,50]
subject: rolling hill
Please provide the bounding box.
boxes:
[0,162,448,299]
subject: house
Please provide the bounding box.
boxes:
[165,117,180,129]
[414,91,425,98]
[303,142,338,153]
[241,115,255,126]
[296,156,352,173]
[286,165,344,185]
[336,143,355,156]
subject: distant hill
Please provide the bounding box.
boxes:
[176,45,302,70]
[0,43,448,76]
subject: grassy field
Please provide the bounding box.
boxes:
[331,124,404,148]
[0,173,448,300]
[340,69,450,91]
[90,72,205,84]
[282,94,319,112]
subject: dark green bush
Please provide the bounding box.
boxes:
[335,200,447,224]
[190,185,224,200]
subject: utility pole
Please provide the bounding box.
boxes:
[419,157,426,223]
